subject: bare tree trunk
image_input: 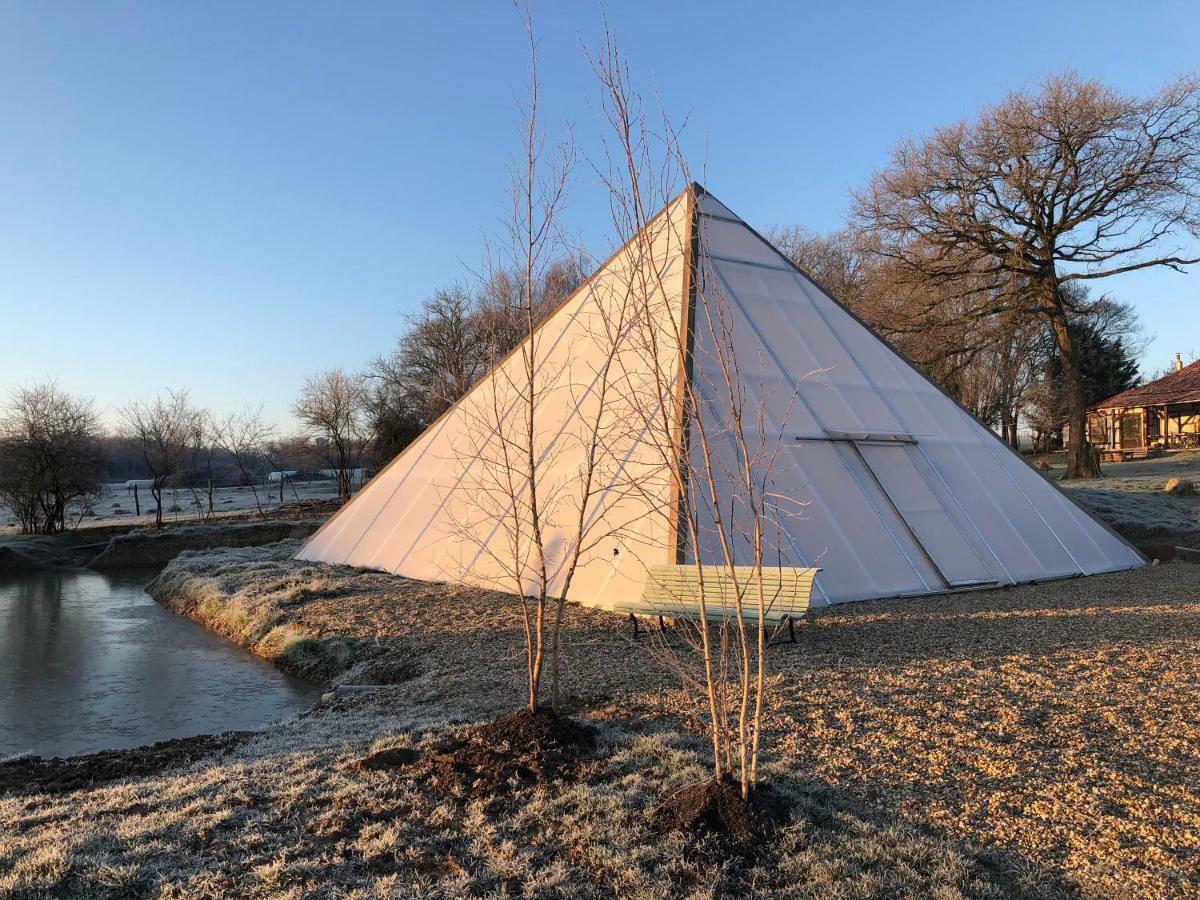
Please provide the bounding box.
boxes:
[1050,305,1102,479]
[1002,411,1018,449]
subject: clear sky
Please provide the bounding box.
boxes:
[2,1,1198,429]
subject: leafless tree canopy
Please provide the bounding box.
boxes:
[367,259,585,468]
[769,224,869,307]
[119,388,203,528]
[0,383,103,534]
[214,404,277,518]
[853,71,1200,477]
[292,369,374,501]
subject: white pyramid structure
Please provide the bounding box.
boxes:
[298,185,1143,607]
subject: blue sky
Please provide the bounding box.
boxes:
[2,1,1198,428]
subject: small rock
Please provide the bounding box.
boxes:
[1164,478,1195,495]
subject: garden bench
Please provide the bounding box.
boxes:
[607,564,819,643]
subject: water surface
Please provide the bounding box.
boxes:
[1,569,321,758]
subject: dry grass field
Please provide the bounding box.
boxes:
[3,540,1198,897]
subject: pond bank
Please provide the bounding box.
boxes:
[143,540,654,697]
[89,520,323,570]
[0,518,325,575]
[0,569,322,759]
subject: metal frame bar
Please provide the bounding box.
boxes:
[795,432,918,444]
[704,252,794,273]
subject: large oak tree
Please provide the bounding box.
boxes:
[855,72,1200,477]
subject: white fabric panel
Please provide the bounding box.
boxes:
[857,442,992,586]
[298,193,693,607]
[699,192,741,222]
[693,188,1142,605]
[707,261,904,435]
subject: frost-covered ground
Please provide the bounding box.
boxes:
[0,480,341,536]
[5,543,1199,898]
[1054,450,1200,544]
[1,697,1035,899]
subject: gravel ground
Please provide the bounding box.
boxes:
[4,545,1199,897]
[765,566,1200,898]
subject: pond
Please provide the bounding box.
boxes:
[0,569,322,758]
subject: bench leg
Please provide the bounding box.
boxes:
[658,614,666,633]
[767,614,798,646]
[629,612,640,638]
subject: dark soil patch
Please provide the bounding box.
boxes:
[0,730,250,795]
[355,746,419,771]
[473,707,596,753]
[655,776,790,849]
[1137,538,1200,562]
[363,709,596,796]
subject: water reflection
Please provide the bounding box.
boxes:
[0,570,321,758]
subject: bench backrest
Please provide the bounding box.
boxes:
[640,564,819,623]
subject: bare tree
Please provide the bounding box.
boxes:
[0,383,102,534]
[588,26,810,805]
[854,71,1200,477]
[769,224,869,306]
[184,413,220,522]
[293,369,374,501]
[119,389,204,528]
[449,1,588,716]
[476,256,586,357]
[369,261,588,462]
[1027,295,1144,444]
[372,285,492,425]
[214,405,277,518]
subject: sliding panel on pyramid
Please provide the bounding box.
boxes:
[298,192,694,609]
[691,189,1142,605]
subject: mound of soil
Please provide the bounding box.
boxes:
[357,709,595,795]
[655,776,789,848]
[0,731,250,796]
[355,746,419,771]
[474,707,596,753]
[351,656,421,685]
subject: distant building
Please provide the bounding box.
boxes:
[318,468,366,486]
[1082,354,1200,454]
[268,470,299,483]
